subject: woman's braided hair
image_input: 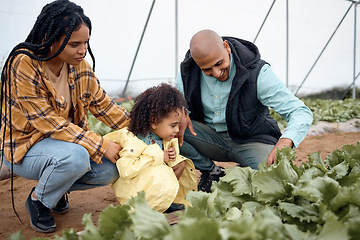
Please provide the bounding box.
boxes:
[1,0,95,154]
[0,0,95,223]
[128,83,188,137]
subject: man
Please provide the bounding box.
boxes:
[176,29,313,192]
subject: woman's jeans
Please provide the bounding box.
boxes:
[180,121,275,171]
[3,138,118,209]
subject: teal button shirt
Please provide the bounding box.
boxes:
[176,53,313,148]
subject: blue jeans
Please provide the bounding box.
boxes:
[3,138,118,209]
[180,121,275,171]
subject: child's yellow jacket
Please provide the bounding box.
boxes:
[104,128,197,212]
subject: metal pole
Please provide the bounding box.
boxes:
[352,2,357,99]
[175,0,179,78]
[295,3,354,96]
[122,0,156,97]
[286,0,289,88]
[340,71,359,99]
[253,0,276,43]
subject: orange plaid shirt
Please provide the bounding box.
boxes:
[1,53,129,164]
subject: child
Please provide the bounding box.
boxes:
[104,83,197,213]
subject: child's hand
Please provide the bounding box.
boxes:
[172,161,185,179]
[163,147,176,163]
[163,150,169,164]
[167,147,177,161]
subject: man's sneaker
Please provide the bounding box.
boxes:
[25,188,57,233]
[198,167,225,193]
[52,193,69,214]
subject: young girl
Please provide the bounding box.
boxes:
[0,0,129,233]
[104,83,197,213]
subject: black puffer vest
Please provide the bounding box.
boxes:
[180,37,281,145]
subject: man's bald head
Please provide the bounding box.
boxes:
[188,30,232,81]
[190,30,225,59]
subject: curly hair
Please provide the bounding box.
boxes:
[128,83,187,137]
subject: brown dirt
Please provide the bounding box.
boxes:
[0,131,359,240]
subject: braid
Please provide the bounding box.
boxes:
[87,43,96,71]
[0,0,95,224]
[40,6,67,42]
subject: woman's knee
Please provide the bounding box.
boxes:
[60,144,91,174]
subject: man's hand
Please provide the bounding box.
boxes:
[104,141,122,164]
[178,109,196,146]
[267,138,293,167]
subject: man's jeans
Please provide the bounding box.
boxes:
[180,121,275,171]
[3,138,118,209]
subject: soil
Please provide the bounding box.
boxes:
[0,122,359,239]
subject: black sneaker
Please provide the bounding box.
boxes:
[52,193,69,214]
[25,188,57,233]
[164,203,185,213]
[198,167,225,193]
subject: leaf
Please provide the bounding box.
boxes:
[326,161,349,181]
[294,176,340,203]
[7,232,24,240]
[325,149,347,169]
[241,201,264,215]
[279,202,320,223]
[212,180,246,209]
[252,157,298,203]
[308,152,328,173]
[329,187,352,212]
[59,229,79,240]
[119,100,134,112]
[97,204,133,240]
[341,143,360,167]
[206,189,230,218]
[113,228,137,240]
[163,218,221,240]
[183,191,211,219]
[220,167,255,196]
[343,206,360,239]
[127,192,170,240]
[316,211,349,240]
[340,164,360,187]
[252,207,302,240]
[81,213,104,240]
[185,189,236,219]
[275,146,298,163]
[223,206,243,221]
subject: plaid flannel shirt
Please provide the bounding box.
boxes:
[1,53,129,164]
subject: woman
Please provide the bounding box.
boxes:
[0,0,129,233]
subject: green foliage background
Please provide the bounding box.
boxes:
[270,99,360,130]
[90,98,360,135]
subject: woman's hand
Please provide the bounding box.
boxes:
[104,141,122,164]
